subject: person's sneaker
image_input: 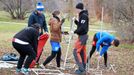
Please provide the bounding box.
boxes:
[15,68,21,74]
[34,63,39,68]
[105,64,107,67]
[21,68,29,75]
[74,69,86,75]
[40,64,46,69]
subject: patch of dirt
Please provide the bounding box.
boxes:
[0,36,134,75]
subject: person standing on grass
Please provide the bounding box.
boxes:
[28,2,48,65]
[12,23,40,75]
[88,32,120,67]
[73,3,89,74]
[41,10,65,69]
[28,2,48,35]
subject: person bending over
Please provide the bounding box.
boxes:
[89,32,120,67]
[12,23,40,74]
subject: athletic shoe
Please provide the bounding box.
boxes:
[40,64,46,69]
[34,63,39,68]
[15,68,21,74]
[21,68,29,75]
[74,69,86,75]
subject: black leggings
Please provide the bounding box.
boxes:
[12,42,36,69]
[43,48,61,67]
[89,46,107,67]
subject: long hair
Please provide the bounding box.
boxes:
[52,10,60,22]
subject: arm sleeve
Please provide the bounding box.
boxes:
[33,31,39,53]
[74,15,87,34]
[100,46,109,56]
[43,15,48,32]
[28,15,34,27]
[74,20,78,25]
[96,36,107,52]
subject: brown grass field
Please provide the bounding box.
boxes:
[0,21,134,75]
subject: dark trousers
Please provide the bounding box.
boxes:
[73,35,88,72]
[73,48,86,72]
[89,45,108,67]
[88,34,108,66]
[12,42,36,69]
[43,48,61,67]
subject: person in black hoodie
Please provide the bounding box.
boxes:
[12,23,40,74]
[73,3,89,74]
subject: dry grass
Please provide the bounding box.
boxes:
[0,21,134,75]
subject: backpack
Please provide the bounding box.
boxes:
[1,53,19,61]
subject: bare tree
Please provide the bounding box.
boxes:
[89,0,134,43]
[0,0,33,20]
[94,0,134,43]
[44,0,67,12]
[112,0,134,43]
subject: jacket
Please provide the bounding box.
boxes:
[28,11,48,32]
[96,32,115,56]
[49,16,62,42]
[13,27,39,52]
[74,10,89,35]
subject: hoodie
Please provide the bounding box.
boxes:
[13,27,39,52]
[28,11,48,32]
[74,10,89,35]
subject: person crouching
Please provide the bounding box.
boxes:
[12,23,41,74]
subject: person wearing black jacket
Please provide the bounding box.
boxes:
[12,23,40,74]
[73,3,89,74]
[28,2,48,34]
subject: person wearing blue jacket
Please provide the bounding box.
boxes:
[89,32,120,67]
[28,2,48,35]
